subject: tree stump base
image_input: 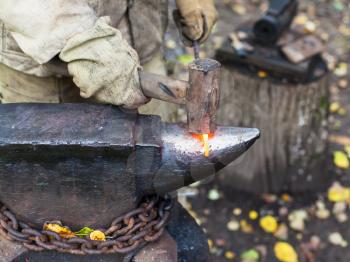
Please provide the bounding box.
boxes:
[216,66,329,195]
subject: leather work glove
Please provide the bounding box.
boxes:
[174,0,218,46]
[59,17,148,109]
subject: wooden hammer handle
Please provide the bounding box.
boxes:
[139,71,188,105]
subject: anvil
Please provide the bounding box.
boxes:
[0,103,259,230]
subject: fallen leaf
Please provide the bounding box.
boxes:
[225,251,236,260]
[241,249,260,261]
[334,62,348,77]
[330,102,341,113]
[333,151,349,169]
[44,223,76,239]
[233,208,242,216]
[227,219,240,231]
[281,194,292,202]
[176,54,194,65]
[315,208,330,219]
[338,107,347,116]
[333,202,347,214]
[90,230,106,241]
[336,213,348,223]
[274,242,298,262]
[333,0,344,11]
[274,223,289,240]
[310,235,321,250]
[339,25,350,36]
[240,220,254,234]
[328,232,348,247]
[75,227,94,237]
[208,188,220,201]
[304,21,316,33]
[329,135,350,147]
[165,39,177,49]
[328,184,350,202]
[338,79,348,89]
[208,239,214,249]
[249,210,259,220]
[294,14,309,25]
[258,71,268,78]
[288,210,308,231]
[260,215,278,233]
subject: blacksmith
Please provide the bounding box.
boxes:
[0,0,217,120]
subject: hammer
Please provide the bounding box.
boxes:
[139,57,221,134]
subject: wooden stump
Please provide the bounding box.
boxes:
[216,66,329,194]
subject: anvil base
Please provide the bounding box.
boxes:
[0,202,209,262]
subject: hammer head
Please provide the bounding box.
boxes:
[186,58,221,134]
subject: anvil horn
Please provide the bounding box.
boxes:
[0,104,259,228]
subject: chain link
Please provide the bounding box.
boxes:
[0,196,172,255]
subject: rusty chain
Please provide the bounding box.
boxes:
[0,195,172,255]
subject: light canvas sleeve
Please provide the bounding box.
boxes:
[0,0,97,64]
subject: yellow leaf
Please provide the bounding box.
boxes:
[240,219,254,233]
[294,14,308,25]
[281,194,292,202]
[90,230,106,241]
[333,151,349,169]
[274,242,298,262]
[260,215,278,233]
[258,71,268,78]
[328,185,350,202]
[304,21,316,33]
[225,251,236,260]
[330,102,341,113]
[44,223,76,239]
[334,63,348,77]
[249,210,259,220]
[208,239,214,249]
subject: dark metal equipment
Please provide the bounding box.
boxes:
[0,103,259,261]
[253,0,298,45]
[215,0,328,83]
[0,103,259,228]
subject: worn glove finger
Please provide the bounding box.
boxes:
[175,0,218,46]
[60,17,149,109]
[199,3,218,44]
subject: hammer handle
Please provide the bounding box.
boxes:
[139,71,188,105]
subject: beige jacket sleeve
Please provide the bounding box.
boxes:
[0,0,97,64]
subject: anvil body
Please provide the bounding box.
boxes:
[0,104,259,229]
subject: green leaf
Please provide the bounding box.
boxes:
[176,54,194,65]
[333,1,344,11]
[75,227,94,237]
[241,249,260,261]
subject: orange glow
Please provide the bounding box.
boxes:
[191,133,213,157]
[203,134,209,157]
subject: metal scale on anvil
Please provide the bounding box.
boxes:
[0,42,260,261]
[216,0,328,83]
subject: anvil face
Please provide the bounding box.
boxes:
[0,104,259,229]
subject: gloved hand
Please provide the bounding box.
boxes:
[59,17,148,109]
[174,0,218,46]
